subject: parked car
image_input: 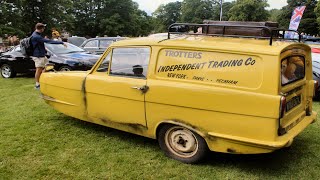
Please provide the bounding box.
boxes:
[40,22,317,163]
[0,42,100,78]
[67,36,87,47]
[310,46,320,99]
[80,37,126,55]
[304,39,320,99]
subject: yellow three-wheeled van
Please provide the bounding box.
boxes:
[40,22,317,163]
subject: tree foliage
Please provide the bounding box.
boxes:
[268,9,281,22]
[277,0,318,35]
[181,0,218,23]
[228,0,269,21]
[153,1,182,32]
[0,0,152,38]
[2,0,319,38]
[314,0,320,33]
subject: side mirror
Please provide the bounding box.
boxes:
[45,63,55,72]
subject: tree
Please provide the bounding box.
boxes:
[314,0,320,33]
[268,9,281,22]
[277,0,318,35]
[72,0,152,37]
[228,0,269,21]
[181,0,218,23]
[0,0,25,37]
[153,1,182,32]
[20,0,74,36]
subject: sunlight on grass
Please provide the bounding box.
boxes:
[0,77,319,179]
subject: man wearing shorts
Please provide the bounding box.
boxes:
[31,23,65,89]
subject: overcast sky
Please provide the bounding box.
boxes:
[133,0,288,15]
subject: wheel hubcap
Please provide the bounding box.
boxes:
[165,127,198,158]
[60,67,71,71]
[1,65,12,78]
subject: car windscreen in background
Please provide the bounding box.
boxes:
[45,43,85,54]
[281,56,305,86]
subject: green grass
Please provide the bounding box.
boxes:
[0,76,320,179]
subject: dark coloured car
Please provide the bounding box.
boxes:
[80,37,126,55]
[0,42,100,78]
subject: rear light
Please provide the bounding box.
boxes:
[312,48,320,53]
[279,96,286,119]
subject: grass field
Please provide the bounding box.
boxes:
[0,76,319,179]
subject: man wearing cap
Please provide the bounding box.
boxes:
[31,23,66,89]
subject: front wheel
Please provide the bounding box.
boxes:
[1,64,16,78]
[158,124,209,163]
[58,66,72,71]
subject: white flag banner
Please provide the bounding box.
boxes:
[289,6,306,31]
[286,6,306,39]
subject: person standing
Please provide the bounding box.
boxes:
[31,23,65,89]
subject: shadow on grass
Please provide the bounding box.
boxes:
[202,136,311,177]
[56,116,159,149]
[52,114,314,177]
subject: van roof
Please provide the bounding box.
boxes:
[112,35,308,56]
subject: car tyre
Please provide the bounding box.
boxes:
[1,64,16,78]
[158,124,209,164]
[58,66,72,71]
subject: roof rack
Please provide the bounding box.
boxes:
[167,22,301,46]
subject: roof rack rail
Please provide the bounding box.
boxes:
[167,23,301,46]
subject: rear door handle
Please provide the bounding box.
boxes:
[131,85,149,93]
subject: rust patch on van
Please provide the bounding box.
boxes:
[81,77,88,111]
[98,117,148,134]
[170,119,211,138]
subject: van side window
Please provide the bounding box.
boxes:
[97,53,111,72]
[110,47,150,78]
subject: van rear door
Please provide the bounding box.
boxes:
[279,47,313,135]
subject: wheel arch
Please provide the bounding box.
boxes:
[155,120,208,141]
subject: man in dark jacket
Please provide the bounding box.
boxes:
[31,23,65,89]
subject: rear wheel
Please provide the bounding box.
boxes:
[58,66,72,71]
[158,124,209,163]
[1,64,16,78]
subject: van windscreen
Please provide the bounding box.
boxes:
[281,56,305,86]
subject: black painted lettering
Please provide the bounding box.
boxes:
[212,61,219,68]
[201,62,207,69]
[169,65,174,71]
[231,60,237,67]
[208,61,214,68]
[165,50,170,56]
[173,65,179,71]
[217,61,224,68]
[223,61,229,67]
[191,63,196,70]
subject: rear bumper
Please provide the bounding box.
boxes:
[207,111,317,153]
